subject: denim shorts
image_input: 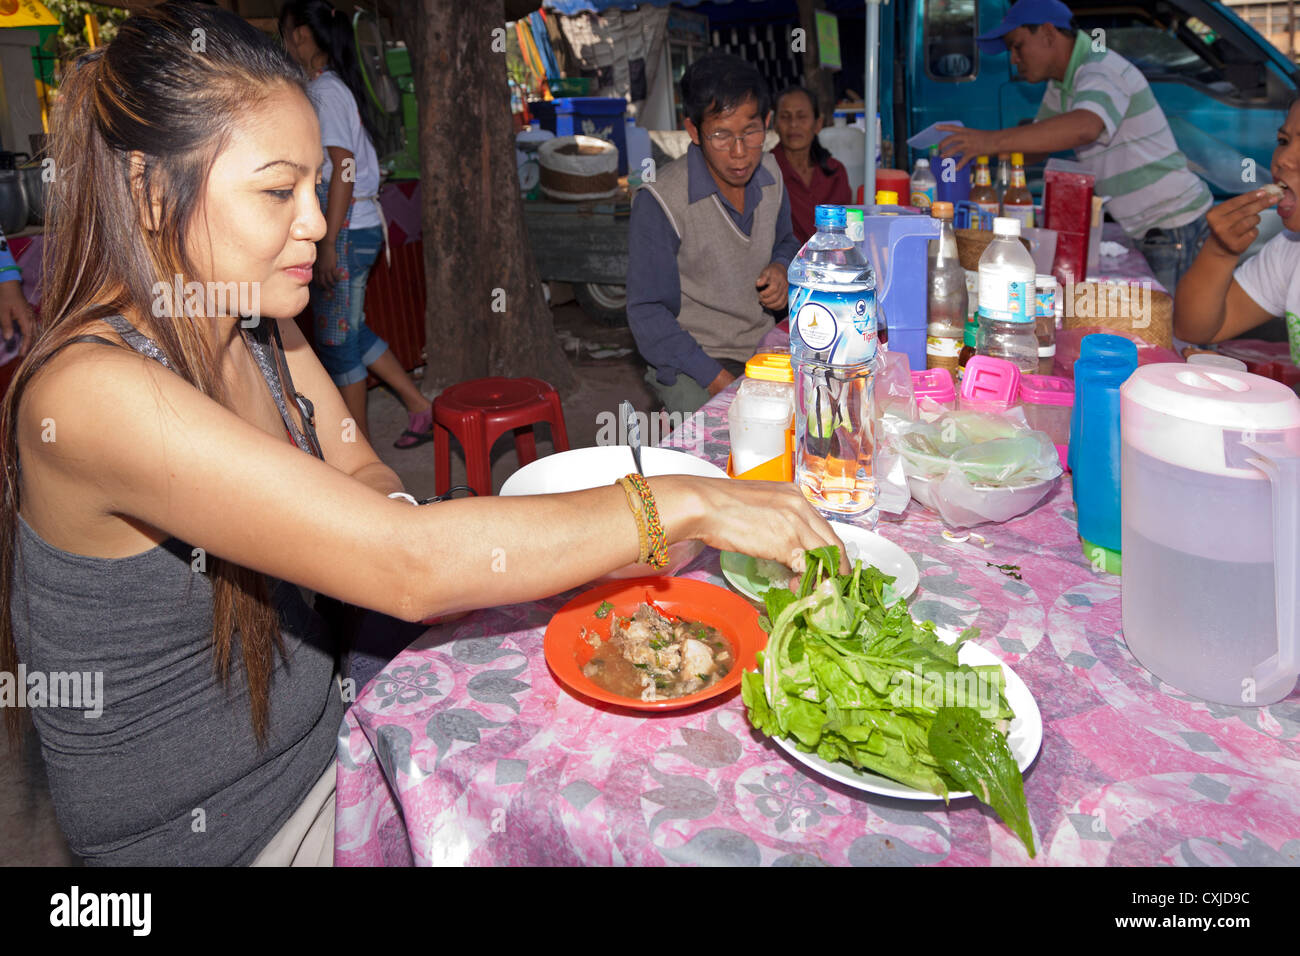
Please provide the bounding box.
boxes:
[315,226,389,387]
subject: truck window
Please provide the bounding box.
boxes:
[924,0,978,81]
[1073,6,1270,103]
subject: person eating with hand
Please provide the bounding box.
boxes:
[1173,98,1300,367]
[627,52,798,415]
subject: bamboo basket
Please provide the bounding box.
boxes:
[1062,280,1174,351]
[954,228,1031,272]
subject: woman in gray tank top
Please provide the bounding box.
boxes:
[0,3,846,866]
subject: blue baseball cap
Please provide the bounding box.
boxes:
[976,0,1075,55]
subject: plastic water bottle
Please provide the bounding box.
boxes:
[910,157,936,210]
[788,204,878,523]
[976,217,1038,373]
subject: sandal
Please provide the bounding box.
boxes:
[394,407,434,449]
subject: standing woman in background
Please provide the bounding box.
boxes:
[279,0,434,448]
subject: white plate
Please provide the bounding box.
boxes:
[721,523,919,606]
[768,630,1043,800]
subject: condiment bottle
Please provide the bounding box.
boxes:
[1002,152,1035,228]
[727,352,795,479]
[926,201,966,373]
[969,156,1000,225]
[1034,274,1057,374]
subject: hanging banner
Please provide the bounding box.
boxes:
[815,10,841,71]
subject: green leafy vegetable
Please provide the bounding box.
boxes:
[986,563,1023,581]
[929,708,1035,857]
[743,545,1035,857]
[594,601,614,619]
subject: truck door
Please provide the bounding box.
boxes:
[905,0,1015,155]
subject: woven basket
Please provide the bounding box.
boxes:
[955,228,1030,272]
[1062,280,1174,351]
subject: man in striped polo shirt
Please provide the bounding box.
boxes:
[937,0,1212,293]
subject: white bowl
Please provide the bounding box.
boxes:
[499,446,727,578]
[908,472,1058,528]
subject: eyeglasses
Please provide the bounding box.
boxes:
[703,127,766,151]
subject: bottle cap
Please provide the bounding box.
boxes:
[875,190,899,205]
[846,208,864,222]
[745,352,794,383]
[915,158,930,168]
[1012,152,1025,165]
[976,155,989,164]
[993,216,1021,237]
[930,201,954,219]
[814,204,846,228]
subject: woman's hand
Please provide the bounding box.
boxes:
[1204,188,1280,259]
[0,278,34,356]
[314,242,340,291]
[654,475,850,574]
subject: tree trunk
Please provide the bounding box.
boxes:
[390,0,574,393]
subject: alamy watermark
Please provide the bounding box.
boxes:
[594,408,704,455]
[0,665,103,718]
[888,662,999,718]
[151,274,261,327]
[1060,279,1153,329]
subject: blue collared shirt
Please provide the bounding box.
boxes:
[627,144,798,388]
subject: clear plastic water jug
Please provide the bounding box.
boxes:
[1120,364,1300,706]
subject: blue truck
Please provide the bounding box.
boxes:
[888,0,1297,194]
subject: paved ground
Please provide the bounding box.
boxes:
[0,298,653,866]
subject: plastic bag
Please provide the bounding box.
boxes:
[882,406,1063,528]
[871,350,916,515]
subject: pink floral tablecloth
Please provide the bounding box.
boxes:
[335,377,1300,866]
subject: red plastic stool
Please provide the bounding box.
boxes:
[433,376,570,497]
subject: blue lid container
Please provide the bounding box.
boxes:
[1069,334,1138,477]
[1073,349,1138,559]
[529,96,629,175]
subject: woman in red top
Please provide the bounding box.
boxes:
[771,86,852,244]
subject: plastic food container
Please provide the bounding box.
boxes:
[1019,374,1073,469]
[728,353,795,479]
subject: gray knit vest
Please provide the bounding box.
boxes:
[640,152,783,366]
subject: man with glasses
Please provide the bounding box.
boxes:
[627,53,798,415]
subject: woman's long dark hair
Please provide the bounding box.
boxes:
[278,0,384,148]
[0,1,308,746]
[776,86,836,176]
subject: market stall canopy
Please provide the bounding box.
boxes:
[543,0,861,15]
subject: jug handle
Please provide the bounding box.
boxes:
[1245,443,1299,700]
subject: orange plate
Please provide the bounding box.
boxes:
[544,576,767,712]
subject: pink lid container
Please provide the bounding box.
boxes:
[1019,373,1074,469]
[911,367,955,405]
[1019,374,1074,406]
[960,355,1021,409]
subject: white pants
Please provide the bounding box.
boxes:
[250,762,336,867]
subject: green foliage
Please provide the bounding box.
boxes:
[42,1,131,61]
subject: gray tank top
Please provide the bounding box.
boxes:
[9,317,344,865]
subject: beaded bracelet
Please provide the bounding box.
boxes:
[619,473,668,570]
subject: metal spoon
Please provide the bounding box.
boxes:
[620,400,644,476]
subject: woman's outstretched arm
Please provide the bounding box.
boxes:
[22,343,843,622]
